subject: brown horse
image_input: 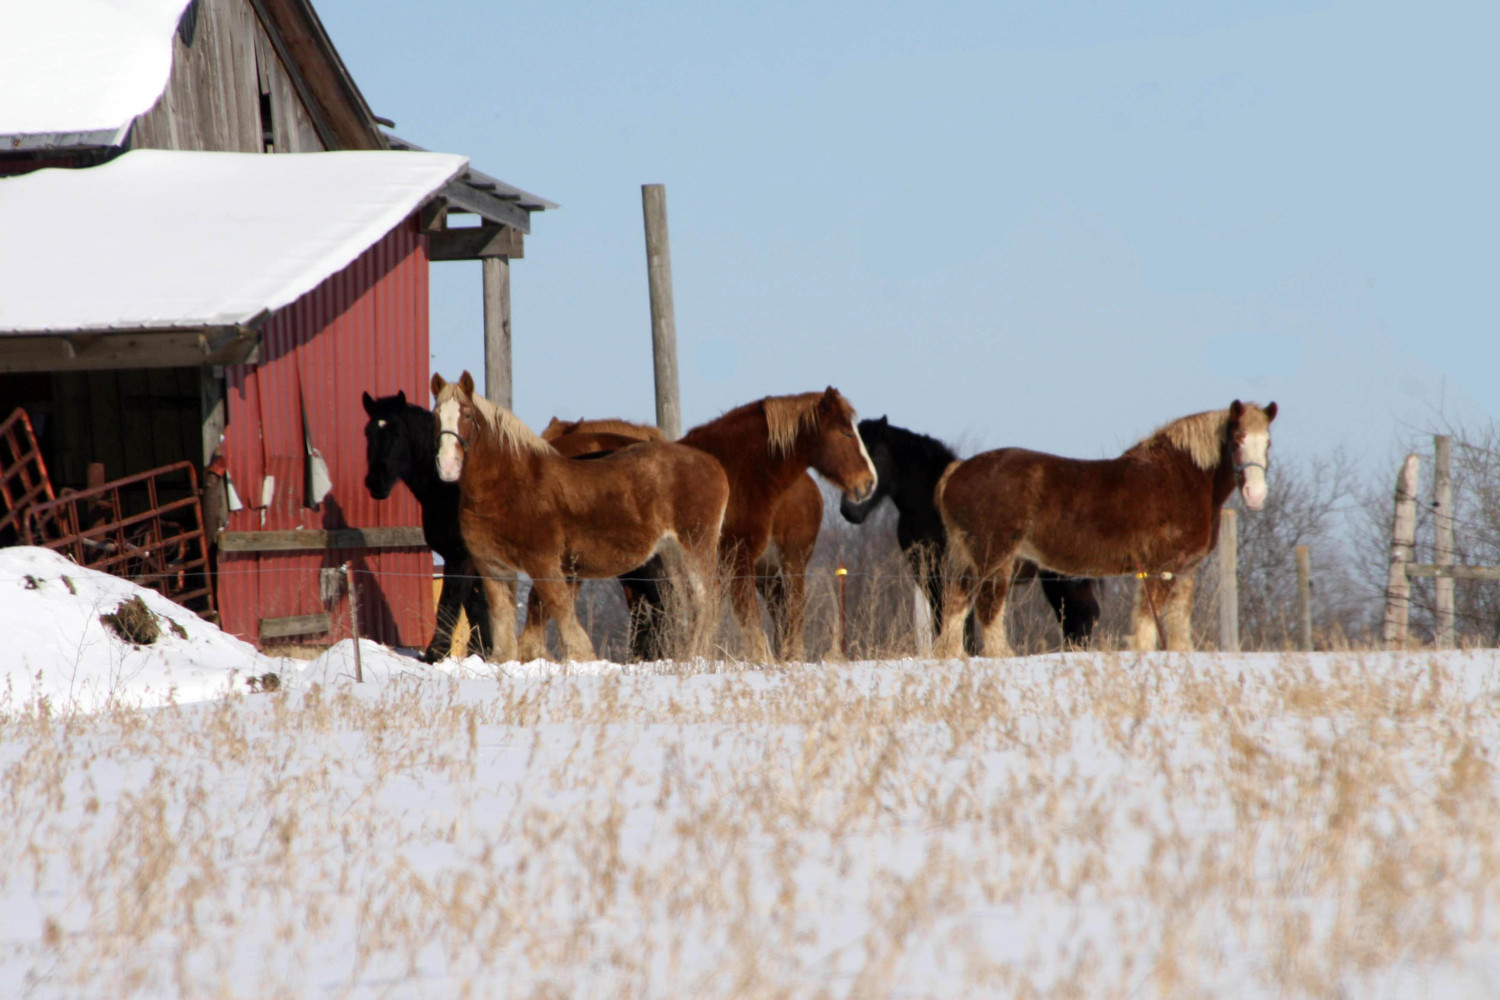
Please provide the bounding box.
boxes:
[432,372,729,662]
[679,388,877,662]
[935,400,1277,656]
[544,416,826,660]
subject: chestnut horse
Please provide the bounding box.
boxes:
[936,401,1277,657]
[678,388,876,662]
[433,372,729,662]
[544,416,825,661]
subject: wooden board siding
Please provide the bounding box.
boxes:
[130,0,263,152]
[216,216,433,649]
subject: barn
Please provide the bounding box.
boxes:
[0,0,552,649]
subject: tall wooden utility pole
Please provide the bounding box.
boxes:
[483,256,512,410]
[642,184,681,440]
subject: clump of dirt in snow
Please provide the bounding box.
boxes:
[100,595,161,645]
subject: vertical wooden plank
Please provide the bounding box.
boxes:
[1383,454,1421,649]
[641,184,681,440]
[1434,435,1454,648]
[1217,508,1239,652]
[913,584,933,656]
[482,256,512,409]
[1296,544,1312,651]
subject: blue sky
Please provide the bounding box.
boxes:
[318,0,1498,463]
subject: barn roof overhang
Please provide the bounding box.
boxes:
[0,148,467,373]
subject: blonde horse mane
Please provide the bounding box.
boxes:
[437,381,555,457]
[1131,405,1273,471]
[541,417,663,443]
[762,392,828,455]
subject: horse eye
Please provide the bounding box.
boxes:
[842,429,854,438]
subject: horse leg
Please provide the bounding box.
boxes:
[1040,573,1101,649]
[935,566,976,659]
[478,574,518,662]
[517,583,549,661]
[972,572,1015,657]
[459,562,494,659]
[532,575,595,662]
[424,560,468,662]
[1161,573,1196,652]
[1130,577,1173,652]
[729,550,773,663]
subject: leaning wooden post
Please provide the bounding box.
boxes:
[1217,508,1239,652]
[482,256,513,410]
[343,561,364,683]
[1434,435,1454,648]
[835,566,849,659]
[641,184,681,440]
[1296,544,1312,651]
[1382,454,1420,649]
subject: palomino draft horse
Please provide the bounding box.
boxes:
[433,371,730,662]
[361,390,492,662]
[935,401,1277,657]
[544,416,825,661]
[840,416,1101,650]
[677,388,876,662]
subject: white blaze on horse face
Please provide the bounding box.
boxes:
[852,422,878,498]
[435,396,465,482]
[1239,431,1270,510]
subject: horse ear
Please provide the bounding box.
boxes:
[362,391,376,415]
[395,390,406,407]
[1264,401,1278,422]
[877,415,889,427]
[459,370,476,396]
[820,386,842,411]
[430,373,446,398]
[1229,399,1245,423]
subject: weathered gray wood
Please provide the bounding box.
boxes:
[260,612,332,639]
[913,584,932,655]
[0,330,259,374]
[218,527,426,552]
[1383,454,1420,648]
[443,182,532,233]
[1296,544,1312,651]
[482,256,512,410]
[1434,435,1454,647]
[1217,508,1239,652]
[429,225,524,261]
[642,184,681,440]
[1405,564,1500,581]
[130,0,261,153]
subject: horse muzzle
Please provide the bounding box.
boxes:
[845,481,876,505]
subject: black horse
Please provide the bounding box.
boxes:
[839,416,1101,650]
[362,390,492,662]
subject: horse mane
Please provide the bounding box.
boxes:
[441,385,555,457]
[542,417,662,443]
[1127,409,1229,471]
[869,419,958,468]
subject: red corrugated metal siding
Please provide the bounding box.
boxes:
[218,215,434,648]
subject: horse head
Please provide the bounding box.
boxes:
[807,386,877,505]
[1228,399,1278,510]
[362,389,412,499]
[431,371,479,483]
[540,416,582,443]
[839,416,896,524]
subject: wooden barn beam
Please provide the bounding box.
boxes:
[218,527,427,552]
[428,225,524,261]
[442,182,531,232]
[0,328,260,373]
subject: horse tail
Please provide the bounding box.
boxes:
[933,459,974,575]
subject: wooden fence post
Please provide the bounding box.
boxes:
[482,256,512,410]
[913,584,933,656]
[1434,435,1454,648]
[1296,544,1312,651]
[1382,454,1420,649]
[343,562,363,683]
[1218,508,1239,652]
[642,184,681,441]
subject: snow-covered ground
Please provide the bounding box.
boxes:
[3,546,1499,998]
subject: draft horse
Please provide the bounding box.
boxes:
[433,371,730,662]
[544,417,825,661]
[840,416,1101,650]
[676,388,876,662]
[935,401,1277,657]
[361,390,492,662]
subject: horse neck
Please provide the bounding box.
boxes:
[682,408,808,496]
[887,432,955,522]
[395,409,447,502]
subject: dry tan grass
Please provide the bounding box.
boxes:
[4,649,1499,998]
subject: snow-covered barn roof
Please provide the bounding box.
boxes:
[0,0,193,148]
[0,149,467,365]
